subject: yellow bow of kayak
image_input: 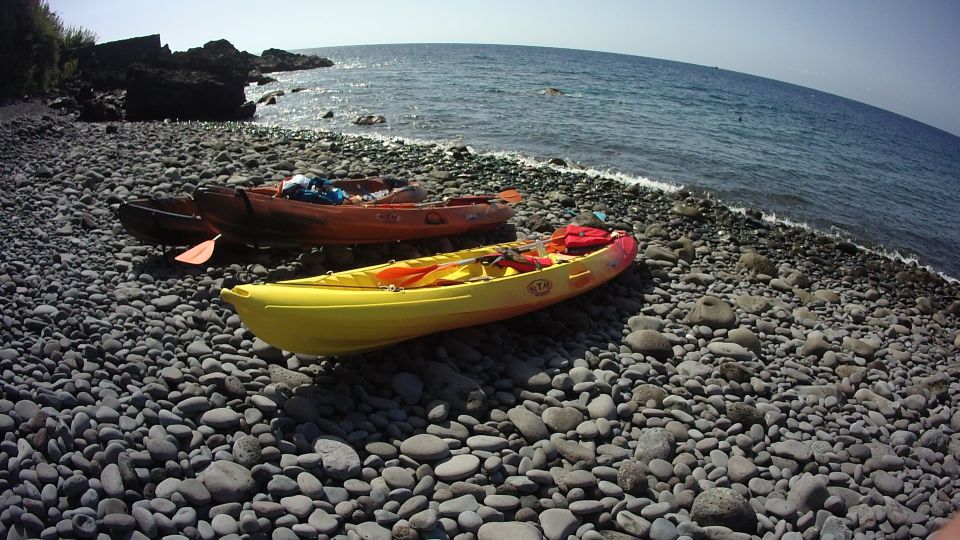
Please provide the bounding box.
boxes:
[220,231,638,356]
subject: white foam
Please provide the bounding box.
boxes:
[479,148,681,193]
[337,130,467,151]
[247,123,958,282]
[728,206,959,283]
[872,249,957,283]
[287,126,678,195]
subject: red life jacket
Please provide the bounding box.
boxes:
[493,255,554,272]
[559,225,613,250]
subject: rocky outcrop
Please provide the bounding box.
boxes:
[67,36,333,122]
[125,64,253,121]
[69,34,165,90]
[160,39,253,83]
[254,48,334,73]
[125,40,256,121]
[149,40,332,86]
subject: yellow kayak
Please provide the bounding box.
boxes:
[220,226,638,356]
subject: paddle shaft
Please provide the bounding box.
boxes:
[376,232,560,284]
[363,189,520,209]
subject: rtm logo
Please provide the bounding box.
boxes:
[527,279,553,297]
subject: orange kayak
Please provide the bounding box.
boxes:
[193,186,516,247]
[119,177,426,246]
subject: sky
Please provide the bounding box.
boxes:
[48,0,960,136]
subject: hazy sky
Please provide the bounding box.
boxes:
[48,0,960,136]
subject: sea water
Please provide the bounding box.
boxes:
[247,43,960,278]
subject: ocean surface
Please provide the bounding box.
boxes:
[247,43,960,278]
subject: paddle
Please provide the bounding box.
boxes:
[175,234,221,265]
[497,189,522,204]
[441,189,523,209]
[376,229,564,286]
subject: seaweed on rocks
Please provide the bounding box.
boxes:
[0,109,958,539]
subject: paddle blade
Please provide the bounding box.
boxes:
[175,234,220,265]
[498,189,522,204]
[375,263,440,282]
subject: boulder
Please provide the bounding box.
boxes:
[313,437,361,479]
[644,245,678,263]
[735,295,770,314]
[685,296,737,329]
[786,474,830,513]
[801,332,832,358]
[624,329,673,360]
[569,212,607,229]
[257,90,285,104]
[717,362,752,383]
[842,337,878,360]
[634,428,675,462]
[737,252,775,275]
[353,115,387,125]
[200,461,256,503]
[728,327,762,356]
[671,203,701,218]
[690,487,757,533]
[126,64,254,121]
[632,384,667,406]
[726,402,762,426]
[617,461,648,495]
[77,90,125,122]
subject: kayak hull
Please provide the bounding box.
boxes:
[220,232,638,356]
[119,178,425,246]
[194,186,515,247]
[118,197,217,246]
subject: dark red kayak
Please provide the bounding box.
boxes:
[118,197,216,246]
[120,177,427,246]
[193,186,517,248]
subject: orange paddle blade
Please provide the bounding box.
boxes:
[498,189,522,204]
[375,263,442,281]
[175,234,221,264]
[376,229,566,284]
[375,257,472,282]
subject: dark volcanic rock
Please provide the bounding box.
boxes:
[123,40,332,121]
[254,48,334,72]
[690,488,757,533]
[126,40,254,121]
[69,34,165,90]
[353,115,387,125]
[77,90,125,122]
[126,65,252,121]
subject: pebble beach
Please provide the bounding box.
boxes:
[1,108,959,540]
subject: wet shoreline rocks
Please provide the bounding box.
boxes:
[0,109,958,539]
